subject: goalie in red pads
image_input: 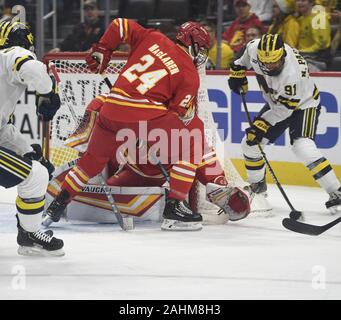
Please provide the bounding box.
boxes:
[44,19,251,230]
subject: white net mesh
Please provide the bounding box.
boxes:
[196,63,272,215]
[44,53,126,167]
[192,62,247,215]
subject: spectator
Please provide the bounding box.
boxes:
[50,0,105,52]
[330,9,341,54]
[268,0,299,48]
[153,20,178,41]
[1,7,12,20]
[201,21,234,69]
[222,0,266,53]
[245,25,262,42]
[296,0,331,71]
[315,0,337,13]
[248,0,273,23]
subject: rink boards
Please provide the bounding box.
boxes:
[13,71,341,187]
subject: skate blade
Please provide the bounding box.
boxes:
[161,219,203,231]
[18,246,65,257]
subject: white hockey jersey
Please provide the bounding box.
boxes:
[0,46,52,155]
[234,39,320,126]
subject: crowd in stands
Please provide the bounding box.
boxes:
[1,0,341,71]
[49,0,105,53]
[215,0,338,71]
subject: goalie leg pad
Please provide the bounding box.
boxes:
[206,183,251,221]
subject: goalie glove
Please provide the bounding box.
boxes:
[86,43,112,73]
[246,118,271,146]
[206,183,251,221]
[228,63,248,95]
[36,76,61,122]
[24,144,55,180]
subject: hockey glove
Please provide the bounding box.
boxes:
[245,118,271,146]
[206,183,251,221]
[228,63,248,95]
[86,43,112,73]
[36,77,61,122]
[24,144,55,180]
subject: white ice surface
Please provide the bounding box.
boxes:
[1,184,341,300]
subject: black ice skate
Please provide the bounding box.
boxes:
[250,176,268,197]
[325,187,341,214]
[161,198,203,231]
[42,190,69,227]
[16,215,64,257]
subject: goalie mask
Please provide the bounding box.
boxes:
[0,19,35,52]
[257,34,286,76]
[176,21,211,67]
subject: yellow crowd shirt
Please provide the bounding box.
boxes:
[297,12,331,53]
[268,15,300,48]
[208,41,234,69]
[315,0,337,12]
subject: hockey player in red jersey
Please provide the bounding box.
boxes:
[48,93,251,227]
[44,19,250,230]
[77,94,249,221]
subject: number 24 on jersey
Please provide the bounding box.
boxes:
[122,54,168,94]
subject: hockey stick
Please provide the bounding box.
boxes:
[49,63,133,231]
[282,216,341,236]
[240,92,303,220]
[99,176,134,231]
[42,120,50,160]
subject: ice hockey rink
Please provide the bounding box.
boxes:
[1,184,341,300]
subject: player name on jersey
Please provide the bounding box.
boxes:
[148,44,180,75]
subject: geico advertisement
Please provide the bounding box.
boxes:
[13,73,341,165]
[205,74,341,165]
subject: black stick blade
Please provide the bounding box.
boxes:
[282,217,341,236]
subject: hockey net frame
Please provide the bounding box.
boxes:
[43,52,269,216]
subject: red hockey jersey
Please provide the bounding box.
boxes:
[99,18,200,122]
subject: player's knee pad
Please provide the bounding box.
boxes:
[16,161,49,232]
[18,160,49,199]
[291,138,323,166]
[206,183,251,221]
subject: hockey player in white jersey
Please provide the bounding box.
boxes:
[228,34,341,213]
[0,19,64,256]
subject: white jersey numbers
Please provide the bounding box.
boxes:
[180,94,193,108]
[122,54,168,94]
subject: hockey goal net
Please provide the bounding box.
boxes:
[43,52,268,216]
